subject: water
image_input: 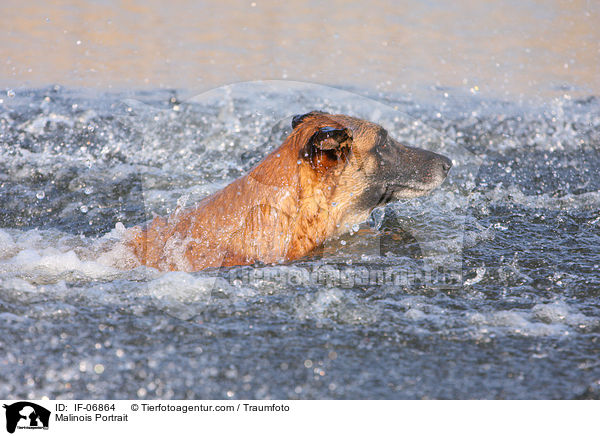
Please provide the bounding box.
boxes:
[1,82,599,399]
[2,0,598,100]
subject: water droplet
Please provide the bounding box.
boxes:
[6,89,15,98]
[36,191,45,200]
[340,240,347,246]
[80,205,89,213]
[84,186,94,195]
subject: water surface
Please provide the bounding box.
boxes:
[0,83,599,399]
[1,0,599,400]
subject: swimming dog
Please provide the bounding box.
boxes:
[126,111,452,271]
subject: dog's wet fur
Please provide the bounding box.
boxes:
[126,111,452,271]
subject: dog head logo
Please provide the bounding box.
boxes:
[3,402,50,433]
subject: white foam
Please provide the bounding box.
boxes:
[7,246,116,279]
[94,225,142,271]
[134,272,235,320]
[146,271,220,301]
[18,113,75,135]
[405,308,426,321]
[532,301,597,328]
[484,184,600,211]
[467,301,597,337]
[0,229,16,259]
[0,229,122,282]
[293,287,379,324]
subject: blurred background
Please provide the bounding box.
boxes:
[2,0,598,99]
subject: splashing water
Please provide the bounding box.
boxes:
[0,83,599,399]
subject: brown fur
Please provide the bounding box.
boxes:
[125,112,450,271]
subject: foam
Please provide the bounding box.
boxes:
[294,287,380,325]
[483,184,600,211]
[146,271,224,301]
[532,301,597,328]
[0,229,121,282]
[467,301,598,337]
[0,229,16,259]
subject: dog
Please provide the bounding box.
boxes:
[125,111,452,271]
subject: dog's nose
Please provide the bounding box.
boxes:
[440,156,452,173]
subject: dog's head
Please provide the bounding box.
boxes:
[291,111,452,228]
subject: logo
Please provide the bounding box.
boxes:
[3,402,50,433]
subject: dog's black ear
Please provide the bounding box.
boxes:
[310,126,353,151]
[292,110,329,129]
[300,126,353,171]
